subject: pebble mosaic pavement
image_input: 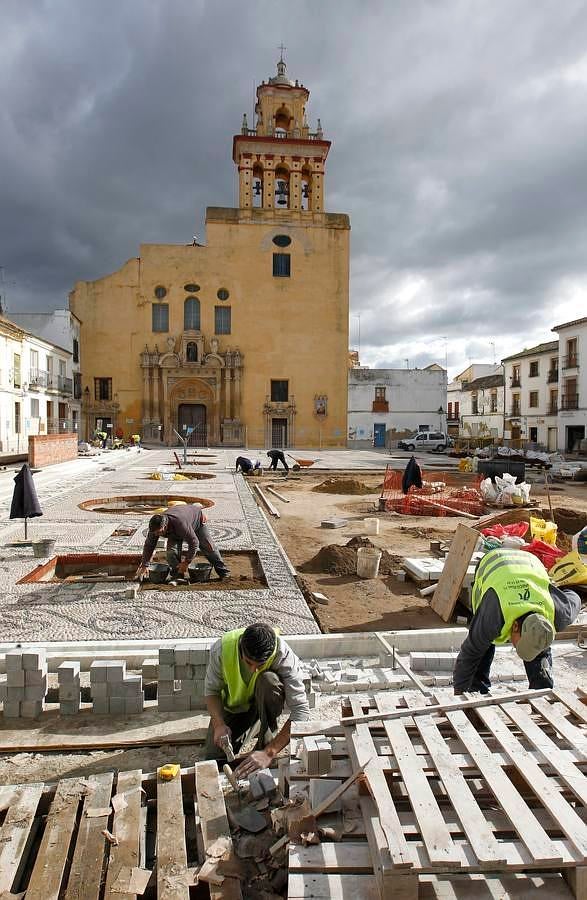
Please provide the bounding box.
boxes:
[0,449,318,641]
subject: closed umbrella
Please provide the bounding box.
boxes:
[10,463,42,540]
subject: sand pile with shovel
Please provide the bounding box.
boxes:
[299,536,402,576]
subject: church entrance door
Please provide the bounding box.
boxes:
[178,403,208,447]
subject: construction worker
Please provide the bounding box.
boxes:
[235,455,261,474]
[453,548,580,694]
[204,623,309,777]
[266,449,289,472]
[131,433,141,448]
[135,505,229,581]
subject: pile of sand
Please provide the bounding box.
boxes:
[312,478,376,495]
[549,507,587,535]
[299,536,402,576]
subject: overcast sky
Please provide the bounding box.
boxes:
[1,0,585,377]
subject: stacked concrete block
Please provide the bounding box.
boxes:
[90,660,144,716]
[142,658,159,681]
[409,652,458,672]
[2,649,47,719]
[309,778,342,812]
[58,661,81,715]
[300,735,332,776]
[157,646,209,712]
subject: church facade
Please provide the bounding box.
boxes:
[69,58,350,447]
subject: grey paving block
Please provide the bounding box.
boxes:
[158,647,176,666]
[24,685,46,701]
[142,659,158,680]
[107,662,126,682]
[6,686,23,703]
[2,700,21,718]
[20,700,44,719]
[158,664,174,681]
[59,684,81,702]
[157,695,175,712]
[22,650,46,670]
[58,661,81,681]
[92,698,109,715]
[89,661,109,682]
[157,680,175,697]
[309,778,342,812]
[188,648,210,665]
[125,696,144,715]
[4,651,23,672]
[25,671,47,688]
[173,694,191,711]
[60,700,81,716]
[189,696,206,709]
[6,670,25,687]
[0,681,6,703]
[90,682,108,699]
[108,697,125,715]
[173,648,189,667]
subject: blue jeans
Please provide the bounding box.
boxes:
[471,644,554,693]
[166,524,229,577]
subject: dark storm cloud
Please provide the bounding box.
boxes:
[1,0,587,375]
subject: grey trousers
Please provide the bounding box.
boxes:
[166,524,229,577]
[205,671,285,761]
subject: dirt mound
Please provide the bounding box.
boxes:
[299,536,402,576]
[550,507,587,535]
[312,478,376,495]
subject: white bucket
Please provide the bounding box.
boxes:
[364,517,380,535]
[356,547,382,578]
[32,539,56,558]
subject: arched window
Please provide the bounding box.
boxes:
[184,297,200,330]
[186,342,198,362]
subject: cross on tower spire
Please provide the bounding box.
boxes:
[278,42,286,63]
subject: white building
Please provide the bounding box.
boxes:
[459,370,505,440]
[552,316,586,452]
[502,341,559,451]
[348,365,447,448]
[447,364,500,438]
[0,315,78,456]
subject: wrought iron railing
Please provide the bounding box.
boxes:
[561,393,579,410]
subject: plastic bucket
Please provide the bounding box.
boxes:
[188,562,213,583]
[148,563,170,583]
[356,547,382,578]
[32,539,56,558]
[364,517,380,535]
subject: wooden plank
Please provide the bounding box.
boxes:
[156,767,190,900]
[194,761,242,900]
[374,632,431,696]
[25,777,83,900]
[342,687,553,726]
[503,702,587,803]
[289,842,373,873]
[265,485,290,502]
[0,781,43,894]
[403,697,508,868]
[288,872,381,899]
[553,690,587,727]
[445,707,563,864]
[477,704,587,858]
[530,696,587,752]
[430,523,479,621]
[377,695,461,867]
[563,864,587,900]
[104,770,143,899]
[253,485,280,517]
[344,699,413,869]
[65,771,114,900]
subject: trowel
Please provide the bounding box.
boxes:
[223,764,266,833]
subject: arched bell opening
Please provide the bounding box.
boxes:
[301,166,312,211]
[274,105,292,136]
[274,164,290,208]
[252,163,264,208]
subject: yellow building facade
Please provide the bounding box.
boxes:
[69,58,350,448]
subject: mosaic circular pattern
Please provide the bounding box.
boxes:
[141,524,243,541]
[79,495,215,514]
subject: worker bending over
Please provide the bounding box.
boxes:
[235,455,261,475]
[267,449,289,472]
[135,504,229,581]
[204,623,309,778]
[453,548,580,694]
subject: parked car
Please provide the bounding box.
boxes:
[397,431,452,451]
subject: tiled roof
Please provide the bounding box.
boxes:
[552,316,587,331]
[501,340,558,362]
[463,373,504,391]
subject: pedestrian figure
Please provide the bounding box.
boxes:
[266,449,289,472]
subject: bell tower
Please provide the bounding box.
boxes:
[233,52,330,213]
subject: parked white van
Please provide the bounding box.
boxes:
[397,431,451,451]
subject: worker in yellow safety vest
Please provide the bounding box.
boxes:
[204,624,309,777]
[453,548,580,694]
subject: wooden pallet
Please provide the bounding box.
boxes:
[0,761,242,899]
[288,690,587,899]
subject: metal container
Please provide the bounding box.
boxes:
[188,562,213,583]
[148,563,170,584]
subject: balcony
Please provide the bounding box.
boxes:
[58,375,73,395]
[563,355,579,370]
[447,412,460,423]
[47,418,75,434]
[547,369,559,383]
[29,369,48,389]
[548,403,558,415]
[372,400,389,413]
[510,377,521,387]
[561,393,579,410]
[509,406,521,418]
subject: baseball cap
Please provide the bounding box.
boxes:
[515,613,556,661]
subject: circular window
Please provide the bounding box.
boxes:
[272,234,291,247]
[217,288,230,301]
[184,283,200,292]
[154,285,167,299]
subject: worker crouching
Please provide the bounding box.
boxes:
[204,623,309,778]
[453,548,580,694]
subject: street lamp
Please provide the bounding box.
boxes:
[437,405,445,431]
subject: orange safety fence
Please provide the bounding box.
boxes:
[380,465,485,517]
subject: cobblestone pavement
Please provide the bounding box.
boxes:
[0,449,318,641]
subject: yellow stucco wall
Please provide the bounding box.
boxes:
[70,207,350,447]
